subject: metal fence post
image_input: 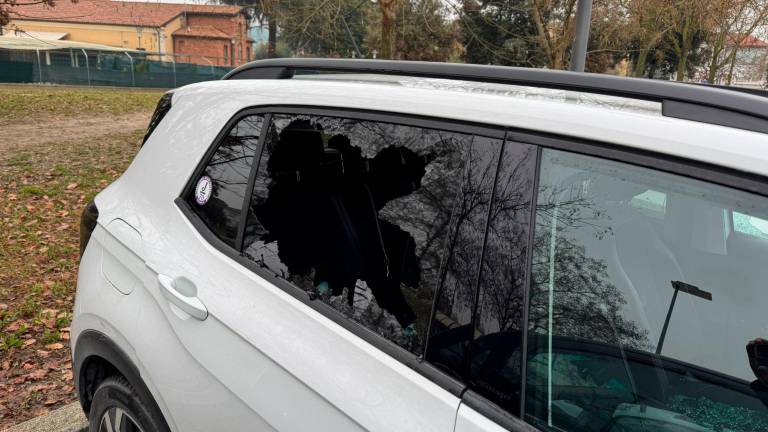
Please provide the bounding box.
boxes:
[81,49,91,86]
[124,52,135,87]
[171,56,176,87]
[35,49,43,83]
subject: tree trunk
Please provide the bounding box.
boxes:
[675,51,687,81]
[634,32,665,78]
[707,45,723,83]
[530,1,554,68]
[675,17,692,82]
[706,30,728,83]
[634,49,649,77]
[379,0,397,59]
[268,16,277,58]
[726,47,739,85]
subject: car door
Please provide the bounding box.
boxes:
[144,108,515,431]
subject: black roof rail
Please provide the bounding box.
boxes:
[223,58,768,134]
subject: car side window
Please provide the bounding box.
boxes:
[241,114,502,354]
[187,115,264,247]
[524,148,768,432]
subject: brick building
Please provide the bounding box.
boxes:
[173,12,252,66]
[3,0,252,66]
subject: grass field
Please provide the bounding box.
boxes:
[0,85,163,124]
[0,85,161,428]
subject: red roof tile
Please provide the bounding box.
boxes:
[173,25,230,39]
[10,0,243,27]
[727,33,768,48]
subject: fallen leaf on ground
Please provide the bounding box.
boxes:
[27,369,47,380]
[45,343,64,350]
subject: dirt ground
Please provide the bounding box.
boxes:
[1,111,152,150]
[0,110,151,429]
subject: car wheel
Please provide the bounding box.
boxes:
[89,376,167,432]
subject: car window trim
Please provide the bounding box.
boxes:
[517,142,543,419]
[235,113,272,251]
[421,135,509,362]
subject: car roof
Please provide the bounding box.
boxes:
[172,77,768,181]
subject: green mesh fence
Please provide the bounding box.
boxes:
[0,49,233,88]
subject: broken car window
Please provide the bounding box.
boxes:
[242,114,502,354]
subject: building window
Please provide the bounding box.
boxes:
[246,46,251,62]
[223,45,228,65]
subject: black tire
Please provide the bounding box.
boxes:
[88,375,169,432]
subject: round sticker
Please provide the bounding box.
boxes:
[195,175,213,206]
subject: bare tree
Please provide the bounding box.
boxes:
[367,0,460,61]
[703,0,768,84]
[620,0,675,77]
[661,0,711,81]
[276,0,369,57]
[378,0,397,58]
[529,0,579,70]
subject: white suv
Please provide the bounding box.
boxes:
[73,59,768,432]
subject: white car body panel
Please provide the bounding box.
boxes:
[72,76,768,432]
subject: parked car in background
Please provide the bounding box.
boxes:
[73,59,768,432]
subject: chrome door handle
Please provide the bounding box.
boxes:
[157,274,208,321]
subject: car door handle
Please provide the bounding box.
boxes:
[157,274,208,321]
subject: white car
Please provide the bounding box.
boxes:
[73,59,768,432]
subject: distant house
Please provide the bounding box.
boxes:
[2,0,252,66]
[711,34,768,87]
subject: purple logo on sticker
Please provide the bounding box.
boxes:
[195,175,213,206]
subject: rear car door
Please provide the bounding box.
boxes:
[149,108,513,431]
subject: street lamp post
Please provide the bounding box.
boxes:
[656,280,713,355]
[570,0,593,72]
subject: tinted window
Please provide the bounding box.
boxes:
[242,114,502,354]
[425,141,536,416]
[526,148,768,432]
[187,115,264,247]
